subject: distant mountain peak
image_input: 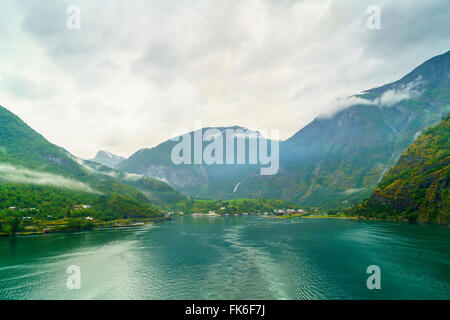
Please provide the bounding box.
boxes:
[90,150,126,169]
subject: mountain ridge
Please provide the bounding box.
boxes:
[116,50,450,206]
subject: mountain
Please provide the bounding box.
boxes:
[90,150,125,169]
[238,50,450,207]
[349,114,449,224]
[116,50,450,207]
[117,126,267,199]
[0,105,184,219]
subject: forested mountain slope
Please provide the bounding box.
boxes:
[0,105,183,219]
[349,114,449,224]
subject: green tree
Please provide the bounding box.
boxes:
[9,216,21,235]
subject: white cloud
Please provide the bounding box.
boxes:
[318,95,374,119]
[318,77,426,118]
[0,163,100,193]
[0,0,448,158]
[377,78,424,106]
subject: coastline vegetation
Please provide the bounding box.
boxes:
[0,209,161,236]
[164,198,299,215]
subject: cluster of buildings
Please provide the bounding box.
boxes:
[1,204,94,221]
[71,204,92,210]
[190,209,306,217]
[71,205,94,221]
[1,207,39,213]
[192,211,221,217]
[0,207,40,221]
[161,208,307,218]
[274,209,305,216]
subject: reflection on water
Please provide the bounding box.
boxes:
[0,217,449,299]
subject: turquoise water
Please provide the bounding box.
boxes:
[0,216,449,300]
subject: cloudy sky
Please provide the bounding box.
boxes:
[0,0,449,159]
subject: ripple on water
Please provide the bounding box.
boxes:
[0,217,448,299]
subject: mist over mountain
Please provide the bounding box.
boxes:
[237,50,450,207]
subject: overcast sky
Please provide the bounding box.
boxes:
[0,0,449,159]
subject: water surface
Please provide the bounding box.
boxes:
[0,217,449,299]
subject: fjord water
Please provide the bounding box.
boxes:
[0,217,449,300]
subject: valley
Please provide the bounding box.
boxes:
[1,51,449,237]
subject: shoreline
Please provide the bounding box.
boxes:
[0,217,170,238]
[1,214,447,238]
[300,215,449,226]
[178,213,448,226]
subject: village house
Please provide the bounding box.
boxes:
[72,204,92,210]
